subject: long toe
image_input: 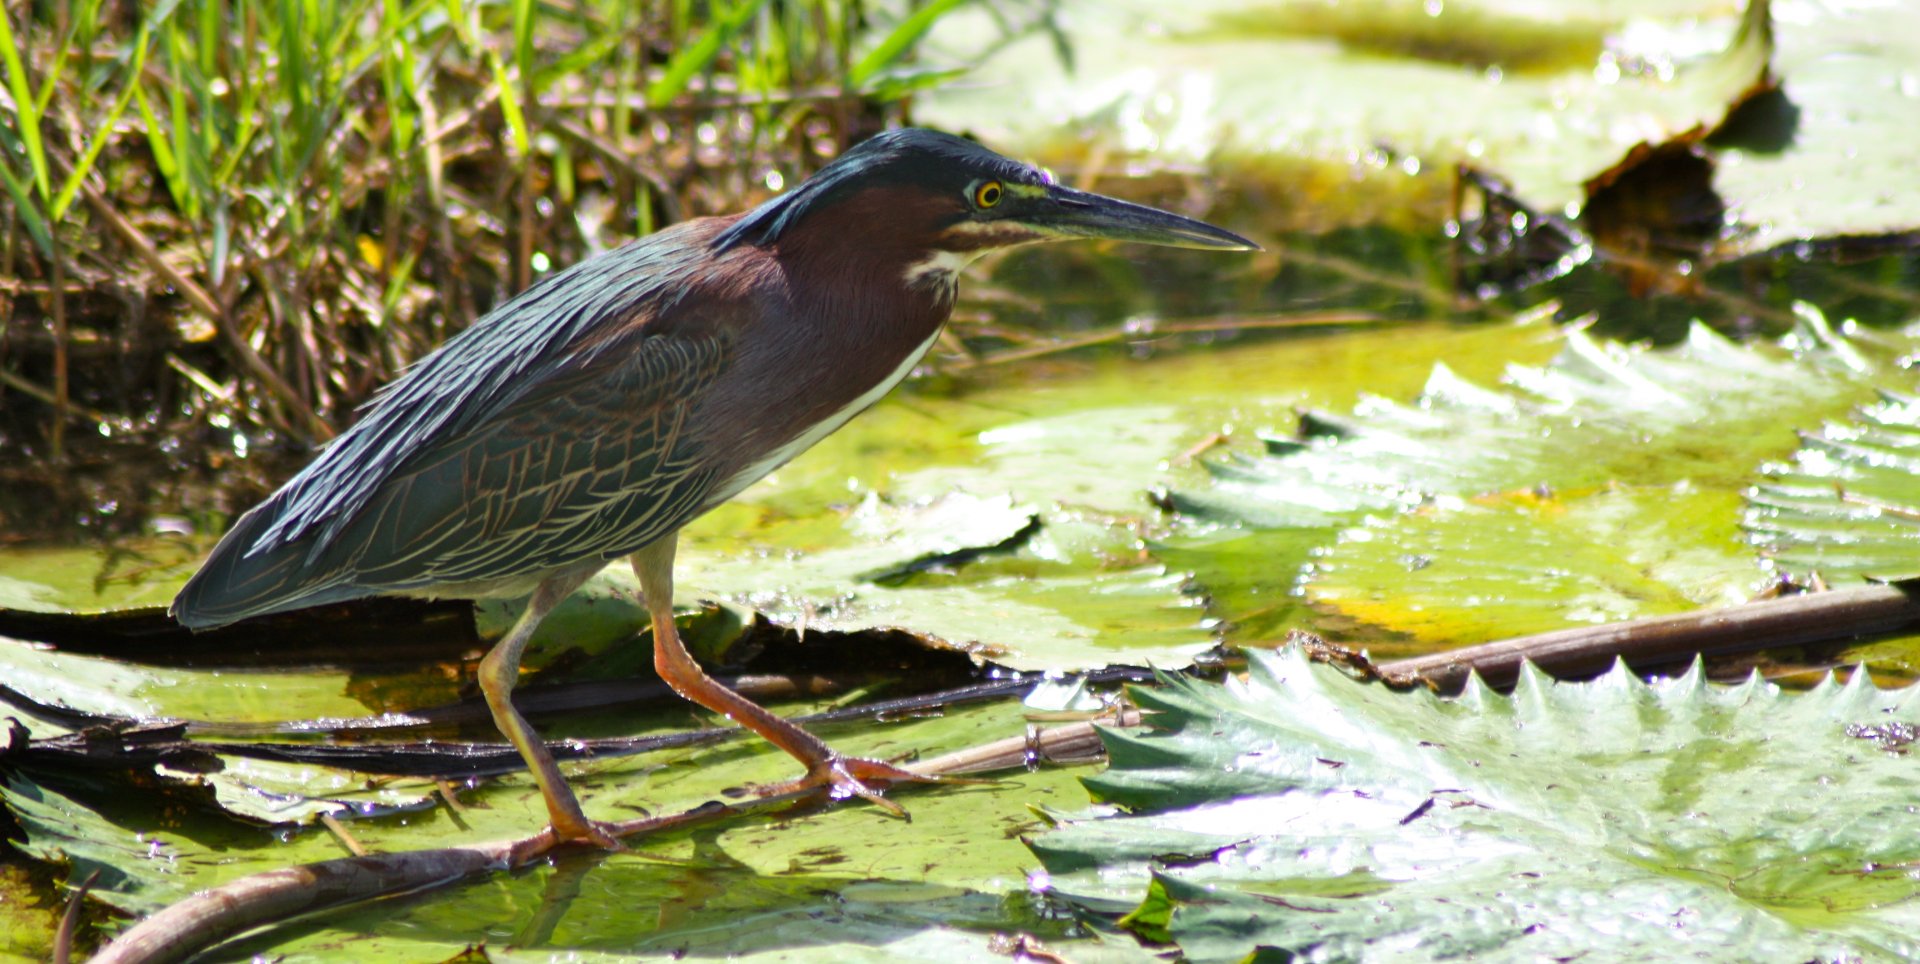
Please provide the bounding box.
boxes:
[758,754,961,818]
[552,816,627,851]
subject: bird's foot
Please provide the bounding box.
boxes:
[507,817,625,865]
[759,754,979,819]
[548,813,627,852]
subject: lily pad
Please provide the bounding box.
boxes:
[1709,0,1920,256]
[1166,311,1912,646]
[1029,648,1920,962]
[682,491,1213,671]
[925,0,1920,264]
[1181,318,1885,525]
[3,698,1121,958]
[1746,391,1920,583]
[918,0,1768,224]
[0,635,407,728]
[1308,486,1763,649]
[0,540,200,614]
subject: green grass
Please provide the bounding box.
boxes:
[0,0,1046,530]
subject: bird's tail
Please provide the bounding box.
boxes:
[170,503,359,630]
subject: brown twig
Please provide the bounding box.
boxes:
[47,227,68,461]
[83,710,1143,964]
[0,367,115,425]
[318,812,367,858]
[87,839,517,964]
[1377,580,1920,692]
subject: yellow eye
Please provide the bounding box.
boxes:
[973,181,1004,209]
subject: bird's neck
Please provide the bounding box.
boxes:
[771,188,962,351]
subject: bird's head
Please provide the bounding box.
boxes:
[712,129,1256,277]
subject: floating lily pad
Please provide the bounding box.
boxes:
[0,540,200,614]
[0,636,405,728]
[925,0,1920,263]
[1029,648,1920,962]
[1709,0,1920,256]
[1166,312,1912,646]
[918,0,1767,224]
[1308,486,1762,649]
[682,492,1213,671]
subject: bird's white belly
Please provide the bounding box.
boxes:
[710,327,942,505]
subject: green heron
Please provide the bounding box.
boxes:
[172,128,1255,848]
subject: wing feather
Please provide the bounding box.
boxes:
[251,223,711,556]
[171,305,733,628]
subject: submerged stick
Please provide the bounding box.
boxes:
[85,711,1139,964]
[1377,581,1920,692]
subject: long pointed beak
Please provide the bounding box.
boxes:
[1031,184,1260,251]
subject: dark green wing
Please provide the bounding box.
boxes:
[331,328,727,587]
[172,327,727,626]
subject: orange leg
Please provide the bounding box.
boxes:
[476,569,622,849]
[630,534,935,814]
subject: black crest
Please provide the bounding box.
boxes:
[712,129,1036,251]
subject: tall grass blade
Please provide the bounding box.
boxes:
[647,0,768,106]
[378,0,420,155]
[0,4,50,202]
[131,83,186,213]
[849,0,971,88]
[35,0,96,115]
[0,157,52,255]
[489,49,529,155]
[52,4,175,221]
[162,16,202,220]
[512,0,535,94]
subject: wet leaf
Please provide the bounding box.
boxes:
[3,700,1116,958]
[918,0,1768,224]
[1166,314,1913,646]
[0,635,444,729]
[683,494,1213,671]
[1309,486,1762,646]
[1029,648,1920,962]
[1746,392,1920,583]
[1708,0,1920,256]
[2,776,265,915]
[165,755,438,826]
[0,541,199,614]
